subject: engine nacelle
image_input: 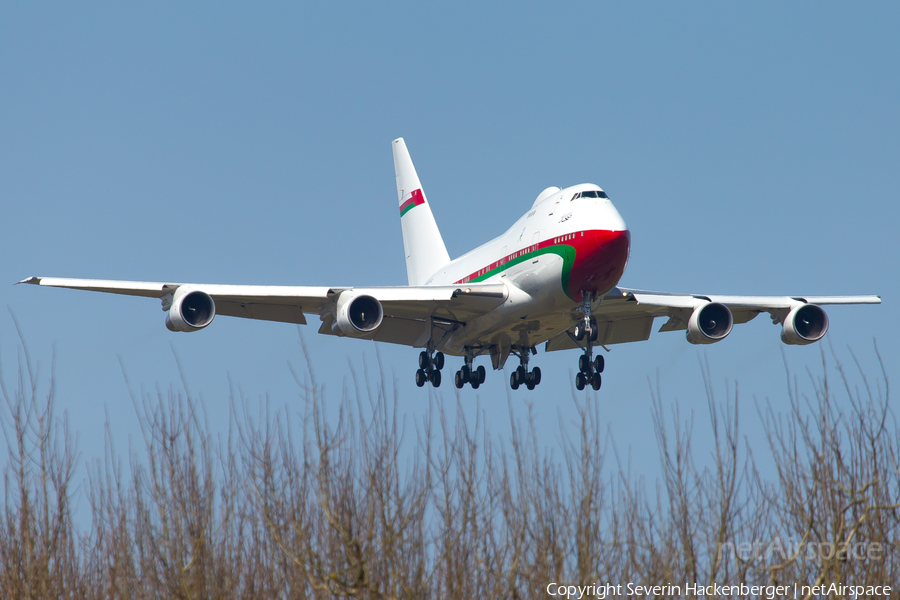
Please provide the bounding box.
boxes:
[333,291,383,337]
[165,288,216,332]
[686,302,733,344]
[781,304,828,345]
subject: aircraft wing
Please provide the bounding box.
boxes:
[545,287,881,351]
[17,277,508,347]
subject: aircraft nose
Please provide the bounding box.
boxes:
[597,228,629,250]
[567,229,631,301]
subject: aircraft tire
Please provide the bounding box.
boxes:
[476,365,486,384]
[516,365,526,383]
[579,355,592,374]
[574,324,585,341]
[455,371,465,389]
[460,365,470,383]
[510,372,519,390]
[435,352,445,370]
[419,351,430,369]
[432,370,441,388]
[594,355,605,373]
[591,373,602,391]
[471,380,480,390]
[532,367,541,385]
[416,369,426,387]
[575,372,586,391]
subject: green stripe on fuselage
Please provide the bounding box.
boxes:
[468,244,576,300]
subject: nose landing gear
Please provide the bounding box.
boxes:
[574,291,605,392]
[575,357,603,391]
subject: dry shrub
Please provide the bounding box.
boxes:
[1,334,897,599]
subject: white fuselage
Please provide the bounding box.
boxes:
[424,184,630,355]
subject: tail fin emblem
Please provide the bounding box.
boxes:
[399,189,425,217]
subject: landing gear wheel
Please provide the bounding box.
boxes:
[455,371,465,389]
[509,345,541,391]
[434,352,445,370]
[418,351,430,369]
[575,372,587,391]
[432,370,441,388]
[590,318,598,342]
[416,369,426,387]
[594,355,604,374]
[579,354,592,374]
[460,364,471,383]
[574,323,586,341]
[591,372,602,391]
[475,365,486,384]
[471,380,480,390]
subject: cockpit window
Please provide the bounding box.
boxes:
[571,190,609,200]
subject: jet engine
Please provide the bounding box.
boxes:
[686,302,733,344]
[165,288,216,332]
[781,304,828,345]
[333,291,384,337]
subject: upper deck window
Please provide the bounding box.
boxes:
[571,190,609,200]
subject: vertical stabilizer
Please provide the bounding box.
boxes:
[392,138,451,286]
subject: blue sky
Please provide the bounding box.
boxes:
[2,3,897,479]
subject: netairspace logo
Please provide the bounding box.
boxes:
[718,535,884,562]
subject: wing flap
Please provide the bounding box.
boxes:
[373,317,430,346]
[596,317,655,345]
[215,300,308,325]
[545,331,579,352]
[318,315,448,349]
[544,316,655,352]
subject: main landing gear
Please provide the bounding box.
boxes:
[454,348,486,389]
[509,345,542,391]
[574,292,605,392]
[575,353,604,391]
[415,350,444,388]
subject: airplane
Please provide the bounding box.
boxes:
[19,138,881,392]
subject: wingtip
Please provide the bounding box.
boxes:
[16,277,40,285]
